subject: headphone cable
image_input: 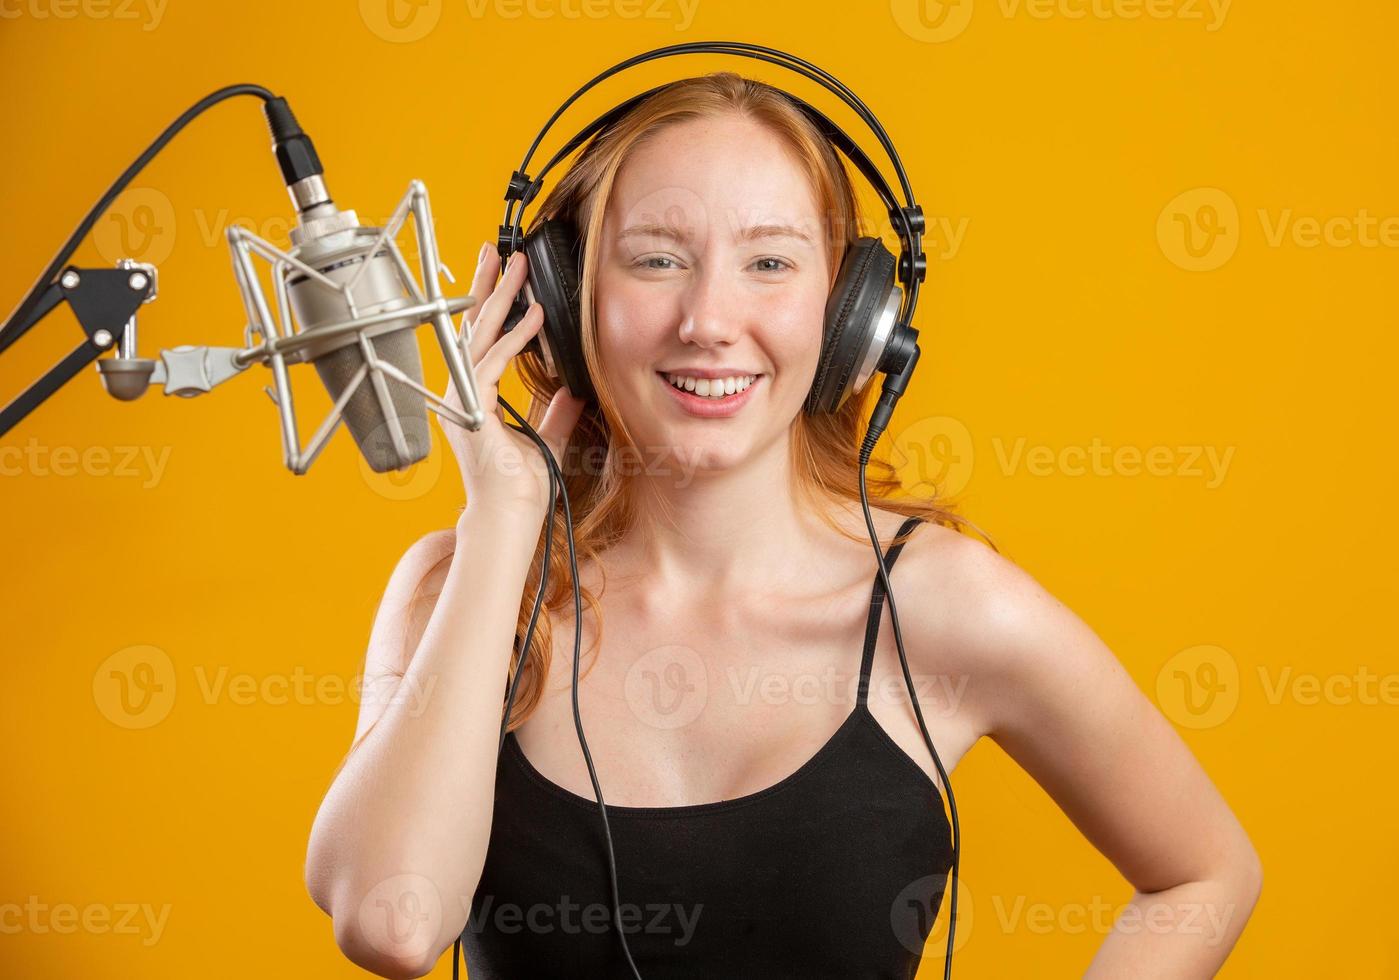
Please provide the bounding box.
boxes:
[452,397,959,979]
[857,461,961,979]
[453,394,644,980]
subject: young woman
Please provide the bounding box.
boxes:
[305,72,1262,979]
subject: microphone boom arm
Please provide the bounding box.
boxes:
[1,179,486,476]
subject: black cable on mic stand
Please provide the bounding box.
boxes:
[1,84,277,345]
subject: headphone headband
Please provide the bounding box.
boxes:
[529,85,901,238]
[497,41,928,322]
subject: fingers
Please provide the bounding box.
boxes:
[460,242,500,339]
[442,241,541,437]
[466,248,532,366]
[436,364,471,430]
[476,301,543,383]
[535,385,588,461]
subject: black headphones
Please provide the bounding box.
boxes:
[460,42,959,980]
[495,40,926,417]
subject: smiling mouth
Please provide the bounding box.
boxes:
[657,372,763,399]
[655,371,765,416]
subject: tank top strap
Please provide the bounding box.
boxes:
[857,514,927,708]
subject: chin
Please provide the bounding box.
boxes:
[619,426,747,487]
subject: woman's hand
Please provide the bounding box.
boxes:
[439,242,587,523]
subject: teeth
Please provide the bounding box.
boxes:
[665,373,757,398]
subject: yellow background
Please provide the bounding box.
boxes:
[2,0,1396,976]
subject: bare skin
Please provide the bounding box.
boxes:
[507,115,983,809]
[510,504,983,810]
[307,111,1261,978]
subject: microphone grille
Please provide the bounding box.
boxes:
[314,329,429,473]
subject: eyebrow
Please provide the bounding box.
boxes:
[617,221,814,245]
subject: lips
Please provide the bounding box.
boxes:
[657,371,763,418]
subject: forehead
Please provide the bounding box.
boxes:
[604,114,823,242]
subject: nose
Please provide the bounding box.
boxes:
[677,258,745,350]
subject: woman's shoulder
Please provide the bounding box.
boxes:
[877,504,1057,649]
[832,500,981,571]
[872,504,1109,739]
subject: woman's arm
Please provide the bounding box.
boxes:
[304,504,544,979]
[908,531,1262,977]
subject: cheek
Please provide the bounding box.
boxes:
[593,268,829,383]
[754,287,827,377]
[594,274,673,381]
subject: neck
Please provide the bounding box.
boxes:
[617,433,822,601]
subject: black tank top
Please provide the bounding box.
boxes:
[461,514,954,979]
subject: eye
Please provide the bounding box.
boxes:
[631,255,793,273]
[633,255,680,271]
[752,256,793,273]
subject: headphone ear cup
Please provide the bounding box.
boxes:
[806,237,900,415]
[512,216,594,403]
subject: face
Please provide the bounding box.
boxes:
[592,114,831,477]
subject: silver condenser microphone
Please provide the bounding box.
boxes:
[167,98,487,474]
[2,87,490,475]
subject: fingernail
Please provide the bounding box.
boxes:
[478,242,491,264]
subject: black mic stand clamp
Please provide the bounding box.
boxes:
[0,251,259,435]
[95,260,253,401]
[0,258,165,434]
